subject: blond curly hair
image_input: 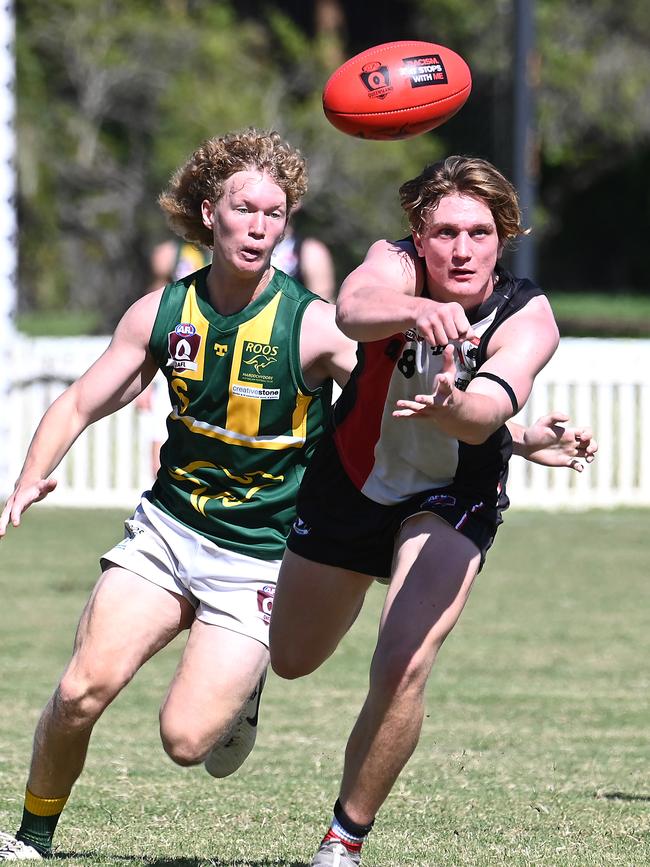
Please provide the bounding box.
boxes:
[399,155,528,246]
[158,129,308,248]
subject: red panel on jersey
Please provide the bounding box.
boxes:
[333,335,405,489]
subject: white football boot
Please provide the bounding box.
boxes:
[204,669,266,778]
[310,838,361,867]
[0,834,43,861]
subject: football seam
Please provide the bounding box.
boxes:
[323,41,470,94]
[324,86,471,119]
[325,41,451,84]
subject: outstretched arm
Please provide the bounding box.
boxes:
[393,297,560,445]
[336,239,475,345]
[0,291,160,536]
[509,412,597,471]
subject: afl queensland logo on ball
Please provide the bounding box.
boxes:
[359,60,392,100]
[167,322,201,371]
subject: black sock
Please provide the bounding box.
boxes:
[333,798,375,838]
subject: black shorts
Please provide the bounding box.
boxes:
[287,436,505,579]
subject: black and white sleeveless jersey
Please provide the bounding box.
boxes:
[331,266,544,507]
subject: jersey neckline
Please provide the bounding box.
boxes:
[191,265,284,331]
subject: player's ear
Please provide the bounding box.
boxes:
[412,230,425,257]
[201,199,215,230]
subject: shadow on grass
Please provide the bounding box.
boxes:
[54,854,309,867]
[596,791,650,803]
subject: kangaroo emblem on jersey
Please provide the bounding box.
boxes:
[240,341,280,382]
[243,354,277,375]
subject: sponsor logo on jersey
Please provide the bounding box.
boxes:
[167,323,201,371]
[232,384,280,400]
[399,54,448,88]
[240,341,279,382]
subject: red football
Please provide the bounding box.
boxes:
[322,40,472,140]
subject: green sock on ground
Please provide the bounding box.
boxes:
[17,788,68,855]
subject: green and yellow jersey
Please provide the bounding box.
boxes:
[148,265,332,560]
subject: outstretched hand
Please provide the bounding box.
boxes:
[0,477,58,538]
[522,412,598,471]
[393,345,457,418]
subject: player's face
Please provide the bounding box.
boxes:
[202,170,287,277]
[413,192,501,307]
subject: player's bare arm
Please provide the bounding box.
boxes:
[510,412,598,470]
[394,296,559,444]
[336,239,474,345]
[300,299,358,390]
[0,291,161,536]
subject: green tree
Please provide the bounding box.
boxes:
[16,0,650,332]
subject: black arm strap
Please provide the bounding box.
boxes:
[474,371,519,414]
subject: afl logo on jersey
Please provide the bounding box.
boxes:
[175,322,196,337]
[167,322,201,371]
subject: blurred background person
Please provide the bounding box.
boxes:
[271,221,336,303]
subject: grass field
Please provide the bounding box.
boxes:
[1,508,649,866]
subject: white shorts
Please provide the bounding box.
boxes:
[101,497,279,648]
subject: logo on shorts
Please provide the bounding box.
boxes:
[421,493,456,509]
[167,323,201,371]
[292,516,311,536]
[257,584,275,625]
[125,520,145,539]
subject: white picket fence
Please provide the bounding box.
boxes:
[3,335,650,509]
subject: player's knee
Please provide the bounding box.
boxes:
[160,721,213,767]
[371,645,434,697]
[161,735,205,767]
[269,644,315,680]
[54,671,121,727]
